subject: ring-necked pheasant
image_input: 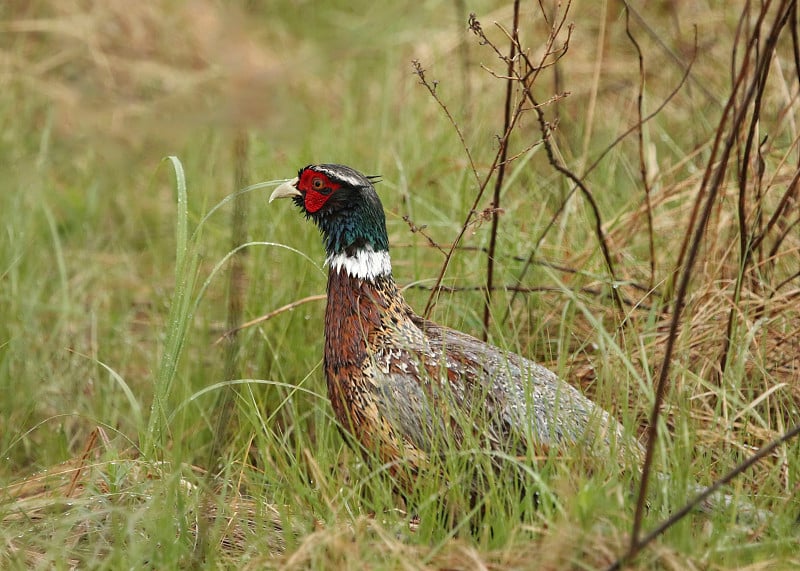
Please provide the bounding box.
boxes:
[269,164,638,486]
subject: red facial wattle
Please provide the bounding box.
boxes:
[299,169,340,213]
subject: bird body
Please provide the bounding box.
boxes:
[267,163,776,528]
[270,164,636,485]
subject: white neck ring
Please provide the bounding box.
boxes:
[326,246,392,280]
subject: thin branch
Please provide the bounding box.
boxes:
[503,39,696,324]
[606,421,800,571]
[213,294,326,345]
[525,87,626,316]
[469,4,625,318]
[791,0,800,94]
[402,215,448,256]
[412,60,479,184]
[482,0,521,341]
[408,283,651,311]
[629,0,792,555]
[751,164,800,252]
[772,267,800,294]
[673,1,772,282]
[624,2,656,292]
[473,7,618,326]
[767,211,800,267]
[729,2,796,370]
[721,2,775,376]
[625,1,722,106]
[413,59,500,318]
[395,241,655,293]
[583,33,698,182]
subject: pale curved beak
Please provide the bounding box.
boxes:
[269,177,301,203]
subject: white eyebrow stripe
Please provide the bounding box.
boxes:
[315,166,369,188]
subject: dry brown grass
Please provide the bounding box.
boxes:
[1,0,281,149]
[2,430,293,567]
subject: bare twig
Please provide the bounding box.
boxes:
[673,1,773,284]
[766,207,800,271]
[772,267,800,294]
[402,215,448,256]
[503,37,696,324]
[792,1,800,94]
[625,1,721,106]
[408,283,650,311]
[606,422,800,571]
[722,0,788,375]
[472,6,625,318]
[523,86,626,317]
[413,59,499,318]
[418,7,576,320]
[214,294,327,345]
[482,0,521,341]
[629,0,795,557]
[624,2,656,292]
[580,29,698,188]
[751,165,800,253]
[412,60,479,184]
[469,3,628,322]
[395,241,654,293]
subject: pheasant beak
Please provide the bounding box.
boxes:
[269,177,301,203]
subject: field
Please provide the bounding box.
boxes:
[2,0,799,569]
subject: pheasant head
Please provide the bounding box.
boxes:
[270,164,391,279]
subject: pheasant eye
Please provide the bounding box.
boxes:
[311,176,333,195]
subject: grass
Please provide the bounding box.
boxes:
[2,0,800,568]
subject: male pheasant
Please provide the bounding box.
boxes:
[269,163,638,486]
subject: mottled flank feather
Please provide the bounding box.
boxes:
[323,266,636,485]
